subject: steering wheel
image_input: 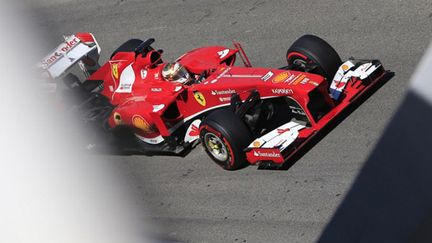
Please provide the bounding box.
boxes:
[195,70,208,84]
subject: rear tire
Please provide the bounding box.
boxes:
[286,35,342,82]
[200,109,253,170]
[110,39,143,59]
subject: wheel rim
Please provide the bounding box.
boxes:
[292,58,307,70]
[203,133,228,162]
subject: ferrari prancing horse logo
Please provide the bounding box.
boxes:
[193,91,206,106]
[111,63,119,79]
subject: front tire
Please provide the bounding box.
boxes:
[286,35,342,82]
[200,109,253,170]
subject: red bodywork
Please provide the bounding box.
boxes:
[83,37,388,165]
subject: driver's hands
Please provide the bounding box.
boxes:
[196,70,208,84]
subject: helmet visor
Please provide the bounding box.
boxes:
[163,63,190,83]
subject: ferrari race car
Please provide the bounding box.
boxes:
[38,33,391,170]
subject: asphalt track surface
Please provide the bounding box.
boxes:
[28,0,432,242]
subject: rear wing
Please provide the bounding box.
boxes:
[37,32,101,80]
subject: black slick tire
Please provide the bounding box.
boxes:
[199,109,253,170]
[286,34,342,82]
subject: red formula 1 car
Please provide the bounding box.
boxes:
[38,33,391,170]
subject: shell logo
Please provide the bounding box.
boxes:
[132,115,152,133]
[341,64,350,71]
[272,71,291,83]
[252,141,261,147]
[111,63,119,79]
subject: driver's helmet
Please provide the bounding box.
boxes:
[162,62,191,84]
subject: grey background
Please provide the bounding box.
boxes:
[27,0,432,242]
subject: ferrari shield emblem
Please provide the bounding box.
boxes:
[111,63,119,79]
[193,91,206,106]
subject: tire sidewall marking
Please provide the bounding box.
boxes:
[200,124,235,166]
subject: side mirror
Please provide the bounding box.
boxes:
[135,50,162,68]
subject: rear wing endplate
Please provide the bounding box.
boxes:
[37,33,101,80]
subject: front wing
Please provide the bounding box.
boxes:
[245,60,391,167]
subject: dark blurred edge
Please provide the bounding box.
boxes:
[318,90,432,243]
